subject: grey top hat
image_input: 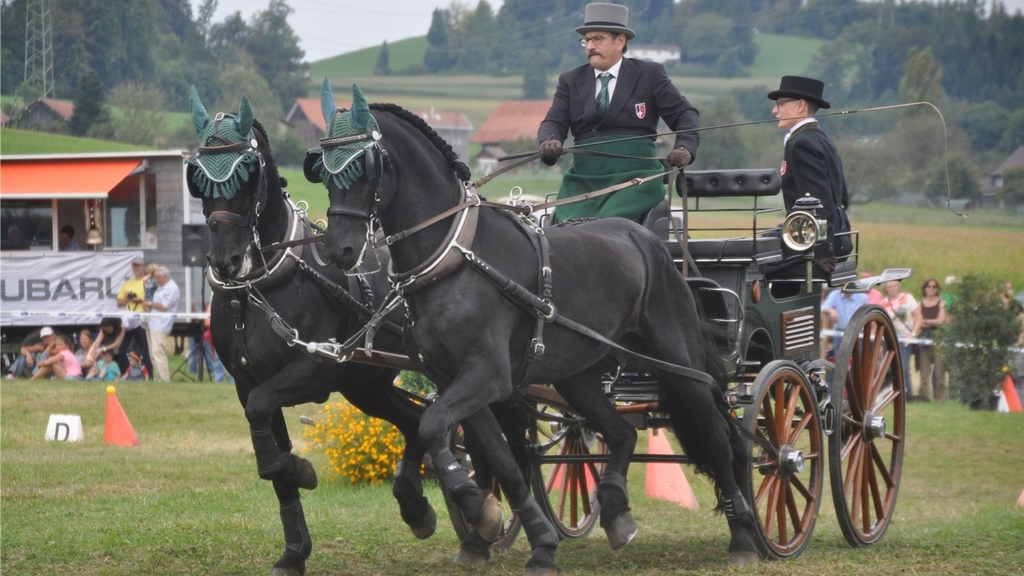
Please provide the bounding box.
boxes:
[575,3,635,40]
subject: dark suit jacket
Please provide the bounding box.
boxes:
[538,58,700,156]
[782,122,852,259]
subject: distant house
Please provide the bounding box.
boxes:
[470,101,551,175]
[980,145,1024,208]
[629,44,681,65]
[23,98,74,131]
[285,98,473,162]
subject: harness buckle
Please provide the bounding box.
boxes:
[530,338,545,357]
[539,301,556,321]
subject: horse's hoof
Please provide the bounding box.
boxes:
[454,545,490,566]
[604,512,638,550]
[269,566,303,576]
[728,550,761,566]
[409,504,436,540]
[290,455,318,490]
[524,567,560,576]
[475,493,504,543]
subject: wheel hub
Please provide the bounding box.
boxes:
[862,411,886,442]
[779,445,805,474]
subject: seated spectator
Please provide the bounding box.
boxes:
[75,328,98,371]
[58,225,81,251]
[30,334,83,380]
[6,326,57,379]
[86,348,121,381]
[119,351,150,381]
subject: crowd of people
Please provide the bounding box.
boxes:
[4,256,232,384]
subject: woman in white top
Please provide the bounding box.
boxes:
[880,280,919,397]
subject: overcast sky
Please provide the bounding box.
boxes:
[211,0,1024,63]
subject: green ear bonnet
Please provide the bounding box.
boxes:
[308,81,380,191]
[186,88,260,200]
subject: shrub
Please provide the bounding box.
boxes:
[936,274,1020,408]
[299,399,406,484]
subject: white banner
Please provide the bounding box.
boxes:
[0,251,141,326]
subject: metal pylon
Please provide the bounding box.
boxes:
[24,0,55,99]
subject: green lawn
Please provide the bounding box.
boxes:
[310,36,429,79]
[0,127,153,155]
[1,380,1021,574]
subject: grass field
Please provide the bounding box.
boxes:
[1,380,1022,575]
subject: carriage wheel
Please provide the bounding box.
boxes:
[443,426,521,551]
[530,405,607,539]
[829,305,905,547]
[740,360,825,560]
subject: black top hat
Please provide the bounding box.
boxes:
[575,3,636,40]
[767,75,831,109]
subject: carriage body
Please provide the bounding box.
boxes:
[522,169,906,560]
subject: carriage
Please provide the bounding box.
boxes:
[189,85,907,574]
[455,167,909,560]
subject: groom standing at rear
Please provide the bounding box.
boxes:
[538,2,700,223]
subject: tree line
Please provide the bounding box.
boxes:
[1,0,306,139]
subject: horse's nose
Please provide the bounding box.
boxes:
[324,243,354,270]
[214,254,242,279]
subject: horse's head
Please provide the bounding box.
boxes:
[303,80,392,270]
[186,86,271,280]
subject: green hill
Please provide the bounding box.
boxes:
[749,33,826,79]
[310,37,428,79]
[0,128,154,155]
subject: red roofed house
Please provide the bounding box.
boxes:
[470,101,551,175]
[23,98,74,131]
[285,98,473,162]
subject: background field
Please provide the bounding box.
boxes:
[1,380,1022,575]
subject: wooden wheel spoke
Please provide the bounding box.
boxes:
[755,471,778,510]
[761,396,781,445]
[773,479,788,542]
[872,386,899,413]
[859,452,872,533]
[839,418,862,462]
[773,381,788,440]
[868,349,895,404]
[844,438,864,502]
[789,473,815,503]
[867,448,886,524]
[868,440,895,490]
[784,380,801,424]
[844,367,864,419]
[784,480,805,536]
[787,410,814,445]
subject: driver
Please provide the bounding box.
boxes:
[537,3,700,224]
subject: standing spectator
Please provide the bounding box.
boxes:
[143,263,159,301]
[30,334,83,380]
[58,225,81,251]
[6,326,57,379]
[190,303,233,384]
[880,280,918,396]
[822,288,869,360]
[116,256,153,376]
[912,278,948,402]
[143,266,180,382]
[860,269,884,305]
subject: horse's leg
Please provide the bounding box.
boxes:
[342,374,435,539]
[553,365,640,549]
[246,364,321,491]
[270,471,311,576]
[459,408,560,576]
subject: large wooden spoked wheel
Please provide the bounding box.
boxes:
[740,360,825,560]
[444,426,521,550]
[829,305,906,547]
[530,405,607,539]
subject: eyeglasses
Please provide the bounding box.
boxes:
[925,284,938,289]
[774,98,798,106]
[580,34,613,47]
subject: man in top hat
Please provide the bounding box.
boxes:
[538,2,700,223]
[767,75,853,273]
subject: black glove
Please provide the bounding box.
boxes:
[814,256,838,274]
[539,139,562,166]
[667,147,692,168]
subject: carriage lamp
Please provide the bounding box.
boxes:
[781,194,827,253]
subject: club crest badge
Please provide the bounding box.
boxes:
[635,103,646,119]
[780,160,787,176]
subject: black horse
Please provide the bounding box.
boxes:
[306,82,760,575]
[186,88,438,576]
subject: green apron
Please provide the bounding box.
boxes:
[552,135,665,223]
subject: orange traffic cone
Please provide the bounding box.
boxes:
[645,429,698,510]
[1001,374,1022,413]
[105,386,138,447]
